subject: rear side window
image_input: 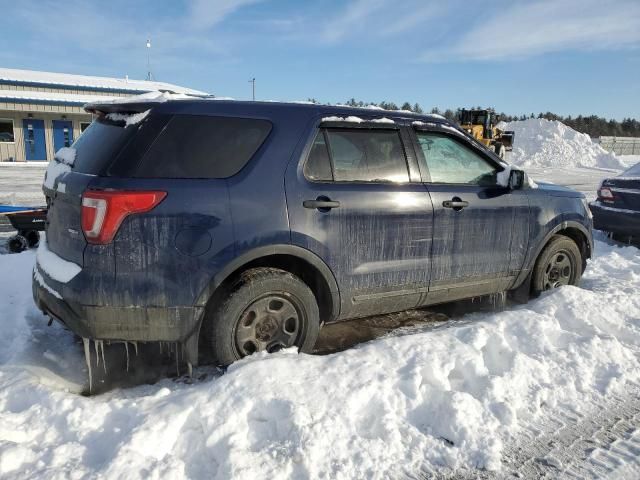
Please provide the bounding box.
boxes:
[71,118,139,174]
[135,115,272,179]
[304,131,333,181]
[622,163,640,177]
[304,128,409,183]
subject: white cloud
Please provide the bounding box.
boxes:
[188,0,264,30]
[422,0,640,61]
[319,0,445,44]
[320,0,387,44]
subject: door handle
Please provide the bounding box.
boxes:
[303,198,340,210]
[442,198,469,210]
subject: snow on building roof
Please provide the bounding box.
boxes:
[0,89,120,105]
[0,67,206,95]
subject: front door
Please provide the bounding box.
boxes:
[412,127,530,303]
[22,119,46,161]
[286,124,434,320]
[52,120,74,152]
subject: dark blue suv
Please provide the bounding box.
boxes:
[33,99,593,368]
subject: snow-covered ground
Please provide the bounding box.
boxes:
[1,234,639,478]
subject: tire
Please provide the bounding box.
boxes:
[494,142,506,159]
[531,235,583,295]
[205,267,320,366]
[25,231,40,248]
[8,235,28,253]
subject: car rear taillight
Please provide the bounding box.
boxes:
[597,187,615,203]
[81,190,166,244]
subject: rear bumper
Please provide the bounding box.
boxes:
[589,201,640,235]
[32,263,204,343]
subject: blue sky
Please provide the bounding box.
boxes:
[2,0,639,119]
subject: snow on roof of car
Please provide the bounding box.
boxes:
[0,67,206,95]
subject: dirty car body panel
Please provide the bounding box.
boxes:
[33,100,593,366]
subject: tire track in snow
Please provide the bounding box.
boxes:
[441,383,640,479]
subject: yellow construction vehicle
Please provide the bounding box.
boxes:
[458,108,514,159]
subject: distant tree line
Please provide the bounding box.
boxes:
[307,98,640,138]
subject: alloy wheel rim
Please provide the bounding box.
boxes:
[543,250,574,290]
[234,294,303,357]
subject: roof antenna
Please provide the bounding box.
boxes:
[146,38,153,81]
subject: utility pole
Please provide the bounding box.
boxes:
[146,38,152,81]
[248,77,255,101]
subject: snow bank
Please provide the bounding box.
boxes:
[1,238,640,477]
[505,119,627,170]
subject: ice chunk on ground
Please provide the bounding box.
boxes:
[35,238,81,283]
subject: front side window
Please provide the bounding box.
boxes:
[416,132,497,185]
[0,119,14,143]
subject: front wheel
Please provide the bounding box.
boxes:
[531,235,583,295]
[206,267,320,366]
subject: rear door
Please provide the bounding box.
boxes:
[286,121,434,319]
[411,126,530,302]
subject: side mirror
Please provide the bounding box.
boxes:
[509,169,525,190]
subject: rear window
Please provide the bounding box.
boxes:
[622,162,640,177]
[70,118,138,174]
[134,115,272,179]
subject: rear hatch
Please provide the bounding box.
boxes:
[43,107,164,265]
[603,163,640,211]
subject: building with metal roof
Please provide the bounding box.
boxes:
[0,68,205,162]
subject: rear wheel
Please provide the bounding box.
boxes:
[25,231,40,248]
[206,267,320,366]
[532,235,582,295]
[8,235,27,253]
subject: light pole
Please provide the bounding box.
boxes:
[248,77,255,101]
[146,39,152,81]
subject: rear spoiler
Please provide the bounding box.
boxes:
[84,102,156,115]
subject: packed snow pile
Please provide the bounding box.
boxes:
[504,118,627,170]
[1,238,640,478]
